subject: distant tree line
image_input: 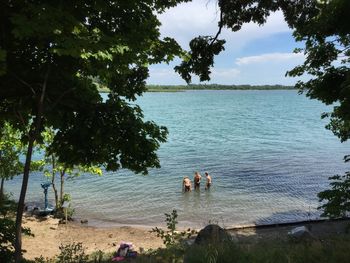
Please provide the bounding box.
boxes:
[98,84,295,93]
[147,84,295,91]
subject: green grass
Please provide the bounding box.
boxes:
[134,234,350,263]
[186,235,350,263]
[27,234,350,263]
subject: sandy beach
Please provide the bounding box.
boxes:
[22,213,350,260]
[22,215,164,260]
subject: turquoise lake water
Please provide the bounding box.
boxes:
[6,90,349,228]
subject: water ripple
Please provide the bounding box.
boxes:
[6,90,349,227]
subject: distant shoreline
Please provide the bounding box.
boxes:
[98,84,296,93]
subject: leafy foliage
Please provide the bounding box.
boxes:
[41,127,102,212]
[0,122,24,181]
[0,122,42,201]
[32,255,55,263]
[56,242,88,263]
[318,172,350,218]
[1,1,188,259]
[150,210,195,262]
[151,210,194,248]
[0,195,32,262]
[53,194,75,220]
[0,0,189,174]
[175,36,225,83]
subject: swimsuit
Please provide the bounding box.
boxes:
[194,177,200,189]
[185,185,191,192]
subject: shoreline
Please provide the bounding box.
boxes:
[77,215,349,232]
[70,212,330,230]
[22,212,350,260]
[227,217,350,231]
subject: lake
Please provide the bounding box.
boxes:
[6,90,349,228]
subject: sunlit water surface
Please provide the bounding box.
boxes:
[6,90,349,228]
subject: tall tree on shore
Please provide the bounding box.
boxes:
[0,1,189,261]
[42,127,102,211]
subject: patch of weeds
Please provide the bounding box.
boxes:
[57,242,88,263]
[150,210,195,263]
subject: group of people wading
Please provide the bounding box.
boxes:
[183,172,212,192]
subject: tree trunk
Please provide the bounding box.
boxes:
[0,177,4,203]
[60,170,65,206]
[52,176,59,209]
[14,133,35,263]
[14,68,48,263]
[0,150,3,203]
[51,155,59,209]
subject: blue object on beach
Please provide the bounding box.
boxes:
[40,182,52,210]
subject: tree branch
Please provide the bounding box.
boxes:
[13,98,26,127]
[10,72,36,95]
[14,108,26,127]
[49,88,75,110]
[210,9,223,46]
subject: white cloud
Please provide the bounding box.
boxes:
[211,68,240,78]
[148,66,241,85]
[148,2,306,86]
[148,52,306,85]
[159,0,291,50]
[158,0,220,47]
[147,67,182,85]
[236,52,304,65]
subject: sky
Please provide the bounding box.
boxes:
[147,0,306,86]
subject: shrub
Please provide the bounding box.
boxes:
[0,195,32,262]
[151,210,195,248]
[318,172,350,218]
[56,242,88,263]
[149,210,195,263]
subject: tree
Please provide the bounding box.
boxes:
[0,121,44,202]
[42,127,102,211]
[0,122,23,202]
[0,1,189,261]
[318,171,350,218]
[0,122,35,261]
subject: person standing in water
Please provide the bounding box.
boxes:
[193,171,202,190]
[183,176,192,192]
[205,172,212,190]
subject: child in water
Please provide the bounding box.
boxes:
[205,172,212,190]
[183,176,192,192]
[193,171,202,190]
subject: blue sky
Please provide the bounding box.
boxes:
[148,0,306,86]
